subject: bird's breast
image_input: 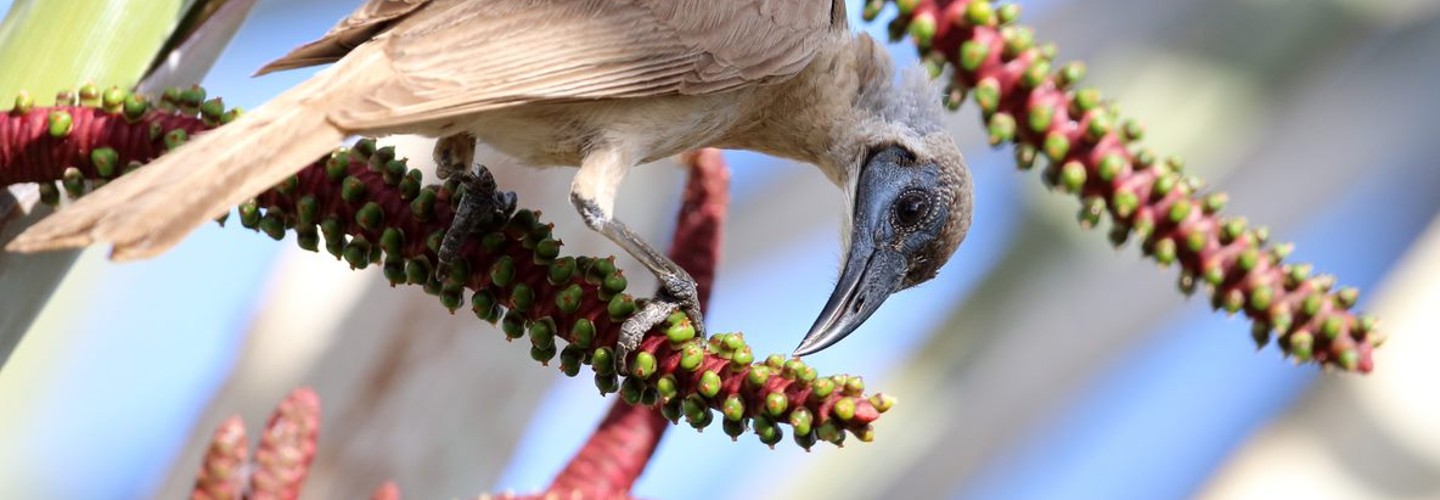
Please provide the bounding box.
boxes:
[465,93,749,168]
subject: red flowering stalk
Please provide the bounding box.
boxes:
[548,149,728,499]
[249,388,321,500]
[188,387,320,500]
[874,0,1382,372]
[191,416,249,500]
[370,481,401,500]
[0,87,890,446]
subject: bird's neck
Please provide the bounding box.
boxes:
[719,33,895,188]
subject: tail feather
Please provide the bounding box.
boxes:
[6,82,346,260]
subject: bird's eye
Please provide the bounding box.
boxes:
[894,190,931,229]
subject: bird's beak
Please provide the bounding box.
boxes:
[794,144,923,357]
[794,242,906,357]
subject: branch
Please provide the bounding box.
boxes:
[878,0,1382,372]
[0,89,891,448]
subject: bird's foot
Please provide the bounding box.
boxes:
[433,137,516,280]
[617,277,705,374]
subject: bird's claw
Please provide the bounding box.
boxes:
[616,279,705,375]
[433,163,516,281]
[661,274,706,340]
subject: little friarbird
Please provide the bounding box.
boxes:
[7,0,973,359]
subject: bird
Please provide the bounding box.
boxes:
[7,0,973,360]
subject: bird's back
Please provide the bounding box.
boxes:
[258,0,850,132]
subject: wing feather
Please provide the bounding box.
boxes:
[254,0,430,75]
[263,0,845,130]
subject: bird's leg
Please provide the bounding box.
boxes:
[571,149,705,372]
[433,133,516,278]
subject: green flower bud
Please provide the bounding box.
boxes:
[163,129,187,151]
[1059,161,1087,194]
[666,316,696,344]
[966,0,996,26]
[410,189,436,220]
[489,255,515,287]
[620,377,644,405]
[722,417,746,441]
[534,238,561,263]
[344,237,372,270]
[355,201,384,230]
[296,226,319,252]
[259,212,286,240]
[656,375,679,401]
[529,318,555,350]
[1167,198,1192,223]
[1058,61,1086,88]
[325,150,350,181]
[1043,132,1070,161]
[1288,330,1314,361]
[723,394,746,422]
[12,90,34,115]
[789,407,813,436]
[747,366,771,389]
[974,78,1001,114]
[698,370,722,398]
[501,310,526,340]
[988,112,1017,146]
[832,397,857,421]
[592,347,615,375]
[601,271,628,299]
[1001,26,1034,59]
[439,285,464,312]
[959,40,990,72]
[1022,59,1051,89]
[811,379,837,403]
[405,257,432,285]
[555,284,583,314]
[571,318,595,348]
[90,147,119,178]
[47,110,72,137]
[765,391,789,417]
[753,414,782,447]
[816,421,844,446]
[594,373,619,395]
[1096,154,1126,182]
[510,283,535,312]
[1321,316,1344,340]
[1153,238,1177,266]
[680,343,705,372]
[607,294,636,320]
[548,257,577,285]
[471,291,498,323]
[660,397,682,423]
[632,351,657,379]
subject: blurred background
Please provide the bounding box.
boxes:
[1,0,1438,498]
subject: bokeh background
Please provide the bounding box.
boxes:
[2,0,1439,498]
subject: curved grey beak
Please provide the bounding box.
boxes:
[793,244,906,357]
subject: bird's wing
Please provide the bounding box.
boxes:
[253,0,431,75]
[321,0,848,129]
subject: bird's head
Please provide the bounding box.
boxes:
[795,52,973,357]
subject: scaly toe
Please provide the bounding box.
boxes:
[617,298,679,375]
